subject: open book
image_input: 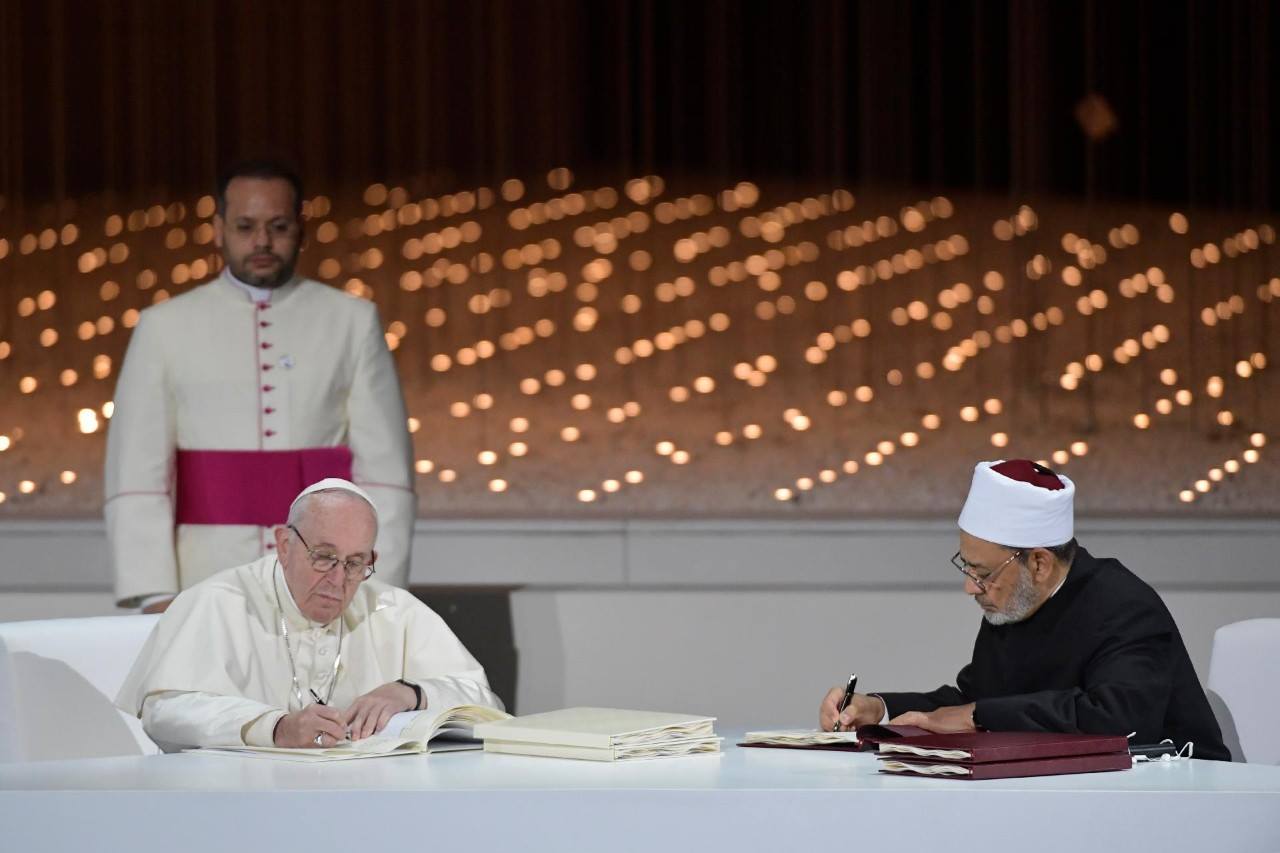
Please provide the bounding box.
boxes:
[741,724,931,751]
[196,704,511,762]
[742,730,863,748]
[473,707,720,762]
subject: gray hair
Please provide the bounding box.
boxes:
[983,565,1041,625]
[1004,538,1078,568]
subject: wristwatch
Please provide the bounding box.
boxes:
[396,679,423,710]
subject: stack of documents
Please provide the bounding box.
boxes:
[473,707,720,762]
[875,731,1132,780]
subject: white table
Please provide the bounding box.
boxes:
[3,735,1279,853]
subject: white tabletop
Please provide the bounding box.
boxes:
[3,733,1280,853]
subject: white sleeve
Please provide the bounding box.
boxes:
[402,598,504,712]
[347,303,415,589]
[141,690,284,751]
[419,676,505,714]
[105,310,179,607]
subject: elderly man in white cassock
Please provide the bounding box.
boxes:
[105,159,415,614]
[819,460,1230,761]
[117,479,501,751]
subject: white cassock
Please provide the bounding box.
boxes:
[116,556,501,751]
[105,271,415,607]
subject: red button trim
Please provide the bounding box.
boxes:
[259,321,271,328]
[264,407,276,414]
[261,364,273,371]
[266,543,276,550]
[260,342,273,350]
[262,385,275,392]
[265,429,277,437]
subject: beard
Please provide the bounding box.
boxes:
[228,249,298,288]
[980,565,1042,626]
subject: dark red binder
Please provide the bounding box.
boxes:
[855,724,933,748]
[874,731,1130,762]
[878,751,1133,780]
[875,731,1132,780]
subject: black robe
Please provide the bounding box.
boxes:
[877,546,1231,761]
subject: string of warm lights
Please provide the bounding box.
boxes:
[1177,433,1267,504]
[1,173,1277,512]
[662,218,1266,504]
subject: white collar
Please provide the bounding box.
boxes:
[1047,567,1070,599]
[223,269,276,304]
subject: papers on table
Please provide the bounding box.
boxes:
[473,707,721,762]
[741,729,863,747]
[879,760,972,776]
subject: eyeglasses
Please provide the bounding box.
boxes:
[287,524,376,582]
[951,549,1022,593]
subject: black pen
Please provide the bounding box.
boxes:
[833,673,858,732]
[310,689,351,739]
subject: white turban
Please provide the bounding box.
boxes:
[957,460,1074,548]
[289,478,378,522]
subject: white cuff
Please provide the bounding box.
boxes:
[870,693,890,725]
[243,710,288,747]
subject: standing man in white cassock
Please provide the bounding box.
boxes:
[105,160,415,612]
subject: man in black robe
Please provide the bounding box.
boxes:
[820,459,1230,761]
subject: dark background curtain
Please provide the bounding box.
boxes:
[0,0,1275,216]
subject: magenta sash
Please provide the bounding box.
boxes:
[174,447,354,526]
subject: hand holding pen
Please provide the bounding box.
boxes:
[832,674,857,732]
[311,689,353,741]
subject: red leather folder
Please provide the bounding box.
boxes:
[855,724,933,748]
[878,750,1133,780]
[874,730,1130,763]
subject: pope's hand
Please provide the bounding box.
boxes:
[888,703,977,734]
[343,682,419,740]
[819,688,886,732]
[274,703,349,748]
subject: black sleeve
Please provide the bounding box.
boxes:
[973,607,1174,737]
[877,663,975,717]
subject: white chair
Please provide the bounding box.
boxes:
[0,615,160,762]
[1207,618,1280,764]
